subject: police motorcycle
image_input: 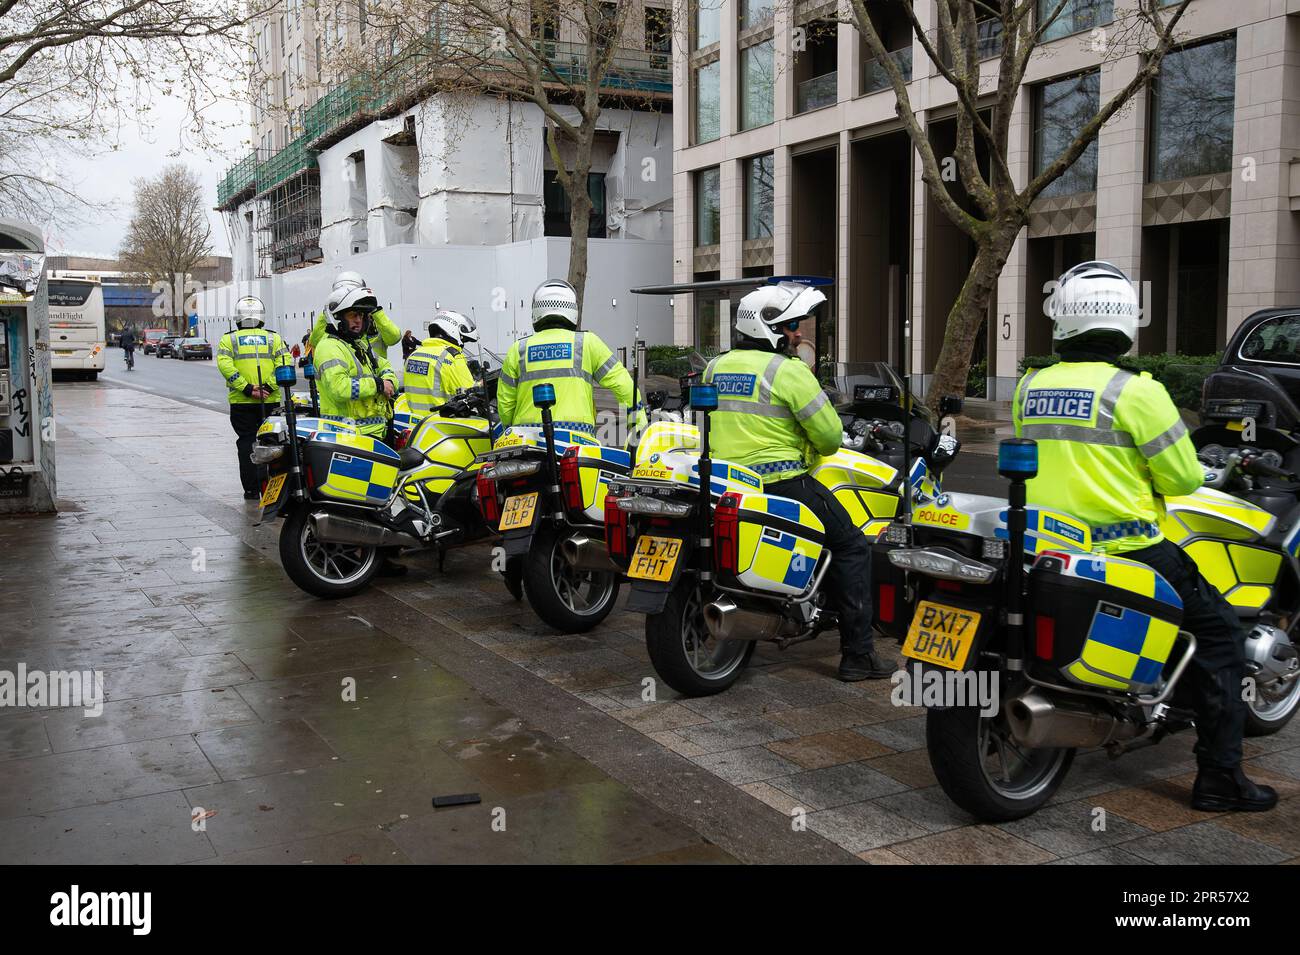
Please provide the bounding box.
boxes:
[253,361,498,598]
[874,427,1300,821]
[602,364,962,696]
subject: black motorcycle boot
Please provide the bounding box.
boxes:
[838,649,895,682]
[1191,766,1279,812]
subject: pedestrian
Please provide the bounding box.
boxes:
[401,329,419,360]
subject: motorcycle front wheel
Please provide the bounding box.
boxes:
[522,525,620,633]
[645,578,755,697]
[278,506,380,599]
[926,704,1074,822]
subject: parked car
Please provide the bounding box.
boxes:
[141,328,168,354]
[157,336,186,359]
[179,337,213,361]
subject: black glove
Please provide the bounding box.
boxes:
[243,384,254,397]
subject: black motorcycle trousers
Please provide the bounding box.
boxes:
[230,404,274,495]
[1125,539,1247,771]
[765,474,874,656]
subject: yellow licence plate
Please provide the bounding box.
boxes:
[628,535,682,582]
[901,601,981,670]
[500,492,538,531]
[260,473,287,508]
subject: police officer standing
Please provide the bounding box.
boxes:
[310,270,401,359]
[314,284,398,441]
[497,280,646,440]
[1014,261,1276,812]
[216,296,292,500]
[404,309,479,417]
[703,282,891,682]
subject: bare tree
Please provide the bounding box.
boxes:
[848,0,1192,400]
[0,0,269,226]
[346,0,663,313]
[120,164,213,333]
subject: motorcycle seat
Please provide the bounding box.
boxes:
[399,447,426,470]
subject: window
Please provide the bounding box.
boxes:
[1149,36,1237,182]
[695,167,721,247]
[358,0,367,36]
[1034,70,1100,197]
[740,40,774,129]
[544,172,607,238]
[1239,315,1300,365]
[744,154,774,241]
[695,0,721,48]
[645,6,671,70]
[316,36,322,79]
[1038,0,1112,42]
[694,60,720,143]
[739,0,774,30]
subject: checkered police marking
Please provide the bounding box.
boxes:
[713,373,757,397]
[528,342,573,362]
[1022,388,1095,420]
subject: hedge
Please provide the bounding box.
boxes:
[1019,352,1221,411]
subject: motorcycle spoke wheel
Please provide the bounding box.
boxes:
[680,587,748,680]
[548,539,612,617]
[977,714,1069,801]
[301,524,375,585]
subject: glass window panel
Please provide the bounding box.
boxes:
[1150,36,1237,182]
[745,154,774,240]
[1034,70,1100,197]
[740,40,774,130]
[695,0,721,48]
[694,61,720,143]
[696,167,721,247]
[1038,0,1112,42]
[739,0,774,30]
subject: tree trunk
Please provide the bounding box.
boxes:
[926,225,1021,401]
[565,130,595,318]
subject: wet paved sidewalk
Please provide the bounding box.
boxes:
[1,380,1297,864]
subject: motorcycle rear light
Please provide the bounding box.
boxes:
[605,493,630,559]
[936,580,961,593]
[1035,615,1055,660]
[559,447,584,513]
[476,470,501,523]
[714,493,740,575]
[878,583,896,624]
[304,464,315,491]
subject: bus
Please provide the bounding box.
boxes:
[47,275,106,379]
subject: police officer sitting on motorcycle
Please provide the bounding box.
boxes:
[404,309,479,417]
[704,282,892,682]
[1014,261,1276,812]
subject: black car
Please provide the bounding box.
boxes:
[157,336,186,359]
[1202,308,1300,432]
[179,338,213,360]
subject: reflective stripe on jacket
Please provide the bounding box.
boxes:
[216,329,291,404]
[403,338,475,415]
[703,347,841,484]
[497,327,646,433]
[314,333,397,437]
[1012,361,1203,553]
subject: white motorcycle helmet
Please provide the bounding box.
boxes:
[531,279,580,330]
[734,281,827,350]
[328,284,380,337]
[428,309,479,347]
[234,295,266,329]
[1050,261,1140,346]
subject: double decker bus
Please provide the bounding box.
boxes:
[47,274,106,379]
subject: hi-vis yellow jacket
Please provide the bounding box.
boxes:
[403,337,475,415]
[703,347,841,484]
[1013,361,1203,553]
[217,328,292,404]
[314,332,398,437]
[497,328,645,437]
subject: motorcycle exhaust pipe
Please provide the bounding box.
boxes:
[1005,689,1144,750]
[560,534,610,572]
[703,596,799,643]
[311,513,421,550]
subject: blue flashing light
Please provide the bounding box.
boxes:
[303,362,316,379]
[998,439,1038,479]
[532,383,557,407]
[690,384,719,411]
[274,365,297,386]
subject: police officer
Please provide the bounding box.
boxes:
[216,296,292,500]
[703,282,890,682]
[404,309,479,417]
[309,270,402,359]
[314,284,398,441]
[497,280,646,440]
[1013,261,1276,812]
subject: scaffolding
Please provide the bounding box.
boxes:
[255,172,322,276]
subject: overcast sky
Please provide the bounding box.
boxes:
[43,91,247,261]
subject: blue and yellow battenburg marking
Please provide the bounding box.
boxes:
[493,426,599,453]
[1162,488,1275,544]
[568,445,632,521]
[993,508,1093,554]
[730,494,826,596]
[1056,554,1182,692]
[311,432,401,504]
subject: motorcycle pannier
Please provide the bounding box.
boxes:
[714,493,825,597]
[305,432,402,505]
[1028,553,1184,694]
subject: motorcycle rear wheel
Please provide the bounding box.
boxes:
[522,525,620,633]
[926,704,1074,822]
[1244,666,1300,736]
[279,506,380,599]
[645,579,755,697]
